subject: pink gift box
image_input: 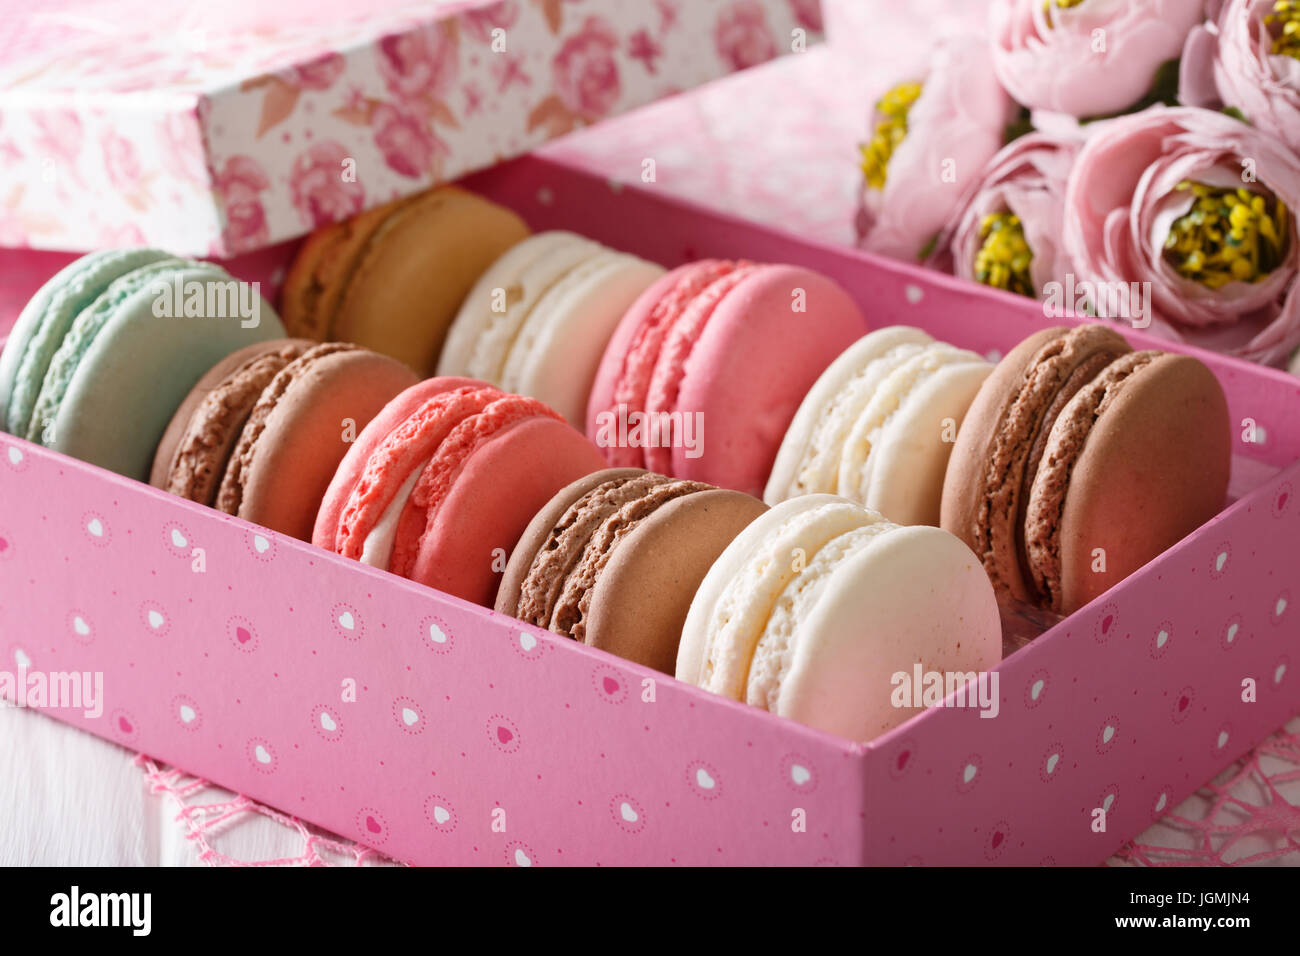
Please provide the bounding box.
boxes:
[0,0,820,256]
[3,154,1297,865]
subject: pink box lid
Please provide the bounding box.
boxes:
[0,0,823,257]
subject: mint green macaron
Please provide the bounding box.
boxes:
[0,249,285,480]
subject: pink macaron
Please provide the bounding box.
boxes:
[314,377,607,606]
[586,260,866,496]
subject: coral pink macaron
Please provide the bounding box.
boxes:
[586,260,866,496]
[314,377,607,606]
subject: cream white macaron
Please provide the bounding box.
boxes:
[437,231,664,426]
[677,494,1001,742]
[764,326,991,525]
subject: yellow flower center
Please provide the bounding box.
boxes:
[1266,0,1300,59]
[859,82,922,191]
[974,212,1035,297]
[1042,0,1086,27]
[1163,182,1290,290]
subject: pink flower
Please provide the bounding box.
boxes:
[293,51,346,91]
[1180,0,1300,157]
[100,130,143,193]
[856,38,1015,261]
[377,23,459,101]
[372,103,442,179]
[215,155,271,250]
[715,1,777,71]
[1063,106,1300,365]
[989,0,1205,117]
[463,1,520,44]
[554,16,621,121]
[786,0,823,32]
[290,140,366,228]
[932,130,1082,295]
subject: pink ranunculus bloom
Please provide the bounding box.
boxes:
[989,0,1205,118]
[377,22,459,101]
[100,130,143,193]
[1180,0,1300,157]
[554,16,622,121]
[289,141,365,229]
[371,103,442,179]
[932,129,1083,295]
[293,50,347,91]
[215,155,271,250]
[856,38,1015,261]
[1063,105,1300,365]
[715,0,778,71]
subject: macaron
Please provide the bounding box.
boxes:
[313,378,607,606]
[496,468,768,672]
[941,324,1231,614]
[586,260,866,497]
[765,326,992,524]
[0,249,284,480]
[677,495,1001,741]
[280,186,530,375]
[437,232,665,425]
[151,339,419,540]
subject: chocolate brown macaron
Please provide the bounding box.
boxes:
[941,324,1230,615]
[151,339,419,540]
[497,468,768,673]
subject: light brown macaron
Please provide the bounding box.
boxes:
[942,324,1230,615]
[151,340,420,541]
[497,468,769,673]
[280,186,530,376]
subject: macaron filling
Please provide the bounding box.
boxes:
[24,258,191,442]
[498,252,632,392]
[465,238,601,383]
[217,342,360,516]
[973,326,1129,595]
[389,394,562,578]
[163,342,309,504]
[603,260,743,467]
[795,342,927,496]
[641,265,761,473]
[2,249,173,437]
[837,344,986,500]
[1022,350,1160,610]
[700,498,875,699]
[746,519,896,712]
[540,476,707,642]
[335,385,502,559]
[360,460,427,569]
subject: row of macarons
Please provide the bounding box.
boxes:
[0,195,1233,621]
[0,220,1231,737]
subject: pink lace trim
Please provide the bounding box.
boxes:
[135,755,392,867]
[1112,718,1300,866]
